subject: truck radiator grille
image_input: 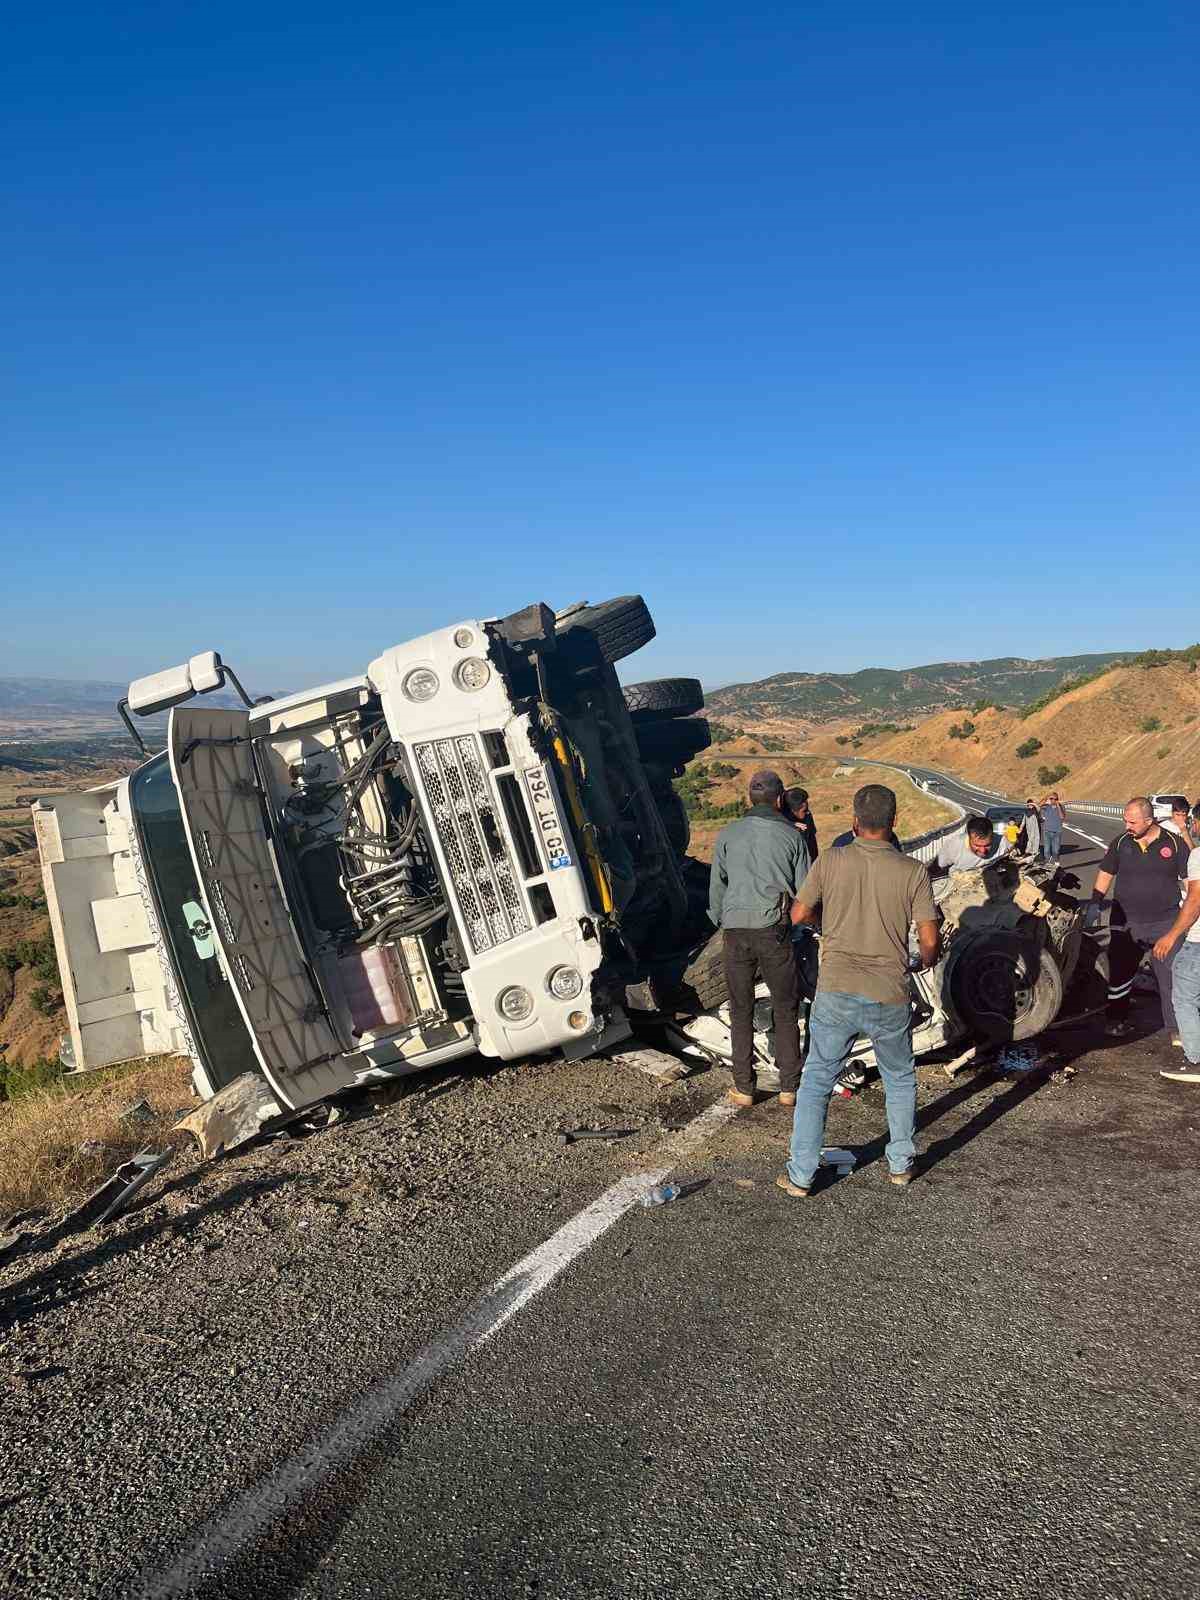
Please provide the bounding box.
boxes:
[414,736,531,953]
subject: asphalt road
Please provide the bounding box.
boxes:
[5,770,1198,1600]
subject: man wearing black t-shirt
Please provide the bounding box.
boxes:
[1088,795,1190,1041]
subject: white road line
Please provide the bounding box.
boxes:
[137,1098,740,1598]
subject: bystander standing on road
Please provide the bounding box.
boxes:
[784,786,818,859]
[1087,796,1190,1044]
[1020,799,1041,860]
[1152,802,1200,1083]
[709,770,810,1108]
[1161,797,1192,840]
[778,784,940,1197]
[1041,792,1067,862]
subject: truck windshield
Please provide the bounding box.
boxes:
[128,754,257,1089]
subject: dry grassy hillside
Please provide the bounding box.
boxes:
[809,661,1200,801]
[684,750,958,861]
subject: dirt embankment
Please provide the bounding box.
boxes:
[805,662,1200,802]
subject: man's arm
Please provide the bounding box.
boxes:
[708,836,728,927]
[911,864,939,967]
[916,919,941,969]
[790,856,822,925]
[1153,881,1200,961]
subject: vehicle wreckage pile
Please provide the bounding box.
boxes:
[34,595,1090,1143]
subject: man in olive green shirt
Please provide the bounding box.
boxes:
[779,783,940,1197]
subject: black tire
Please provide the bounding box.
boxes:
[635,717,711,767]
[558,595,655,664]
[945,930,1063,1043]
[622,677,704,722]
[651,930,730,1014]
[658,791,690,855]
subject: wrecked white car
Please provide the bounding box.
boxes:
[35,598,721,1109]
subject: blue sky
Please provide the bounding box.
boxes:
[4,2,1197,692]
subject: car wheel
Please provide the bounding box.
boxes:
[622,677,704,722]
[557,595,656,664]
[651,930,730,1014]
[634,717,711,767]
[945,930,1063,1042]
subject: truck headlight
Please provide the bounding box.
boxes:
[453,627,475,648]
[453,657,491,692]
[497,985,534,1022]
[547,965,583,1001]
[402,667,440,703]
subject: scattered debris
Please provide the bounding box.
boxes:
[640,1183,682,1207]
[173,1071,285,1160]
[77,1139,107,1157]
[608,1047,692,1084]
[63,1148,175,1232]
[556,1126,639,1145]
[120,1097,154,1125]
[732,1178,756,1190]
[820,1146,856,1177]
[997,1043,1041,1073]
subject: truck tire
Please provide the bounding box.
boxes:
[635,717,711,767]
[658,790,690,855]
[558,595,656,664]
[945,930,1063,1043]
[650,931,730,1014]
[622,677,704,722]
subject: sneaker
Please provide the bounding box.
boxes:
[1159,1065,1200,1083]
[778,1091,797,1108]
[775,1172,810,1198]
[724,1088,755,1108]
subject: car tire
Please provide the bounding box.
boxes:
[945,930,1063,1042]
[658,790,690,855]
[650,930,730,1014]
[622,677,705,722]
[635,717,712,767]
[557,595,656,664]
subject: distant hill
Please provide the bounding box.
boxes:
[807,656,1200,801]
[707,652,1135,724]
[0,675,278,740]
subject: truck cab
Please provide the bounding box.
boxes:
[36,598,715,1110]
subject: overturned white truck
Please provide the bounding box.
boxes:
[35,596,1084,1113]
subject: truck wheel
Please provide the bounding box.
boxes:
[558,595,655,664]
[946,930,1063,1042]
[622,677,704,722]
[658,791,690,855]
[635,717,711,767]
[650,931,730,1014]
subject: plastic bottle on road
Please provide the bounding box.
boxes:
[640,1183,682,1207]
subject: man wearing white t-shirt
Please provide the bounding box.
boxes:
[1154,801,1200,1082]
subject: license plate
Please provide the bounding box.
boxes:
[524,766,574,871]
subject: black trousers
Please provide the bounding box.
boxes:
[1107,914,1178,1035]
[723,925,803,1094]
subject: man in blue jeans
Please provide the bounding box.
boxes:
[1154,801,1200,1083]
[777,784,941,1197]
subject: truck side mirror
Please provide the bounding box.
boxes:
[117,650,254,753]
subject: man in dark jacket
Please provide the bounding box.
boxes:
[784,786,818,859]
[709,771,811,1107]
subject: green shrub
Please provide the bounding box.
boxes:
[707,721,744,745]
[947,720,976,741]
[1036,764,1070,786]
[1015,737,1043,759]
[707,761,738,778]
[758,734,786,753]
[30,985,58,1015]
[0,1056,65,1102]
[835,735,850,746]
[1156,746,1172,760]
[1141,716,1162,733]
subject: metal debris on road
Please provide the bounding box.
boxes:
[997,1043,1044,1074]
[120,1097,154,1124]
[173,1071,286,1160]
[64,1148,175,1231]
[556,1127,639,1145]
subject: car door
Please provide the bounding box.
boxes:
[168,706,361,1109]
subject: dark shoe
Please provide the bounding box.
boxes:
[775,1172,810,1198]
[724,1088,755,1108]
[778,1091,797,1107]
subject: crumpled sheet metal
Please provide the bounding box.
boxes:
[174,1071,285,1160]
